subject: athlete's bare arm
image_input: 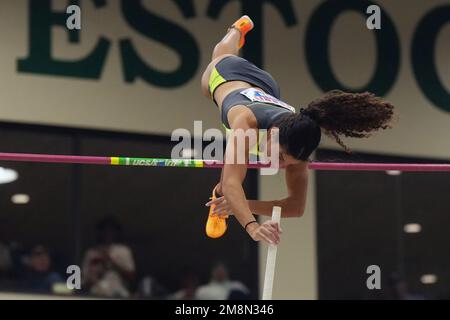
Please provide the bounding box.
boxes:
[209,163,308,218]
[219,109,281,245]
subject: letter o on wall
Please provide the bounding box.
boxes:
[305,0,400,96]
[412,6,450,113]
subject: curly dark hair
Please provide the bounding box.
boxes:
[277,90,395,160]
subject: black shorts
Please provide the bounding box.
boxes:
[208,56,281,101]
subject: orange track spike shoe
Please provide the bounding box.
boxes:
[230,15,254,49]
[205,187,229,238]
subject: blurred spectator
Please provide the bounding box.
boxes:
[195,262,249,300]
[82,216,135,298]
[168,267,200,300]
[81,251,130,297]
[22,245,64,293]
[387,272,425,300]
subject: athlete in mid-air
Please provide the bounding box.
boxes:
[201,16,394,245]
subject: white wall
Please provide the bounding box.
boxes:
[258,170,318,299]
[1,1,450,159]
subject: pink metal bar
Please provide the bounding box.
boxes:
[308,162,450,172]
[0,152,111,165]
[0,152,449,172]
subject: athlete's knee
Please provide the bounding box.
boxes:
[212,42,226,57]
[213,42,222,53]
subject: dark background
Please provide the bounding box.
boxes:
[315,149,450,299]
[0,122,259,295]
[2,123,450,300]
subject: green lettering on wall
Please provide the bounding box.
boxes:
[207,0,297,68]
[305,0,400,96]
[412,6,450,113]
[120,0,199,87]
[17,0,110,79]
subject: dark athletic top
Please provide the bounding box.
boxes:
[208,56,295,129]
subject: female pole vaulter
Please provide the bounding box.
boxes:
[201,16,394,245]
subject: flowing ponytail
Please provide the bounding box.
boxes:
[304,90,395,153]
[277,90,395,160]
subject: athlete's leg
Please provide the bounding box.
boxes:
[200,29,240,98]
[200,16,254,98]
[211,28,241,60]
[202,16,254,239]
[200,54,235,98]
